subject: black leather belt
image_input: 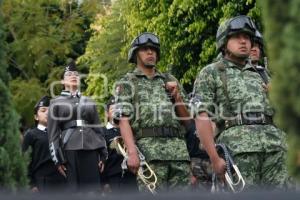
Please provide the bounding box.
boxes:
[225,112,273,129]
[62,120,88,130]
[137,127,182,139]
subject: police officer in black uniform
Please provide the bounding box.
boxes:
[48,60,107,192]
[186,120,217,191]
[22,96,66,193]
[101,96,137,194]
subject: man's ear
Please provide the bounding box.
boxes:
[34,114,38,121]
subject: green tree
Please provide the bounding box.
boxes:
[2,0,109,128]
[259,0,300,180]
[122,0,260,92]
[78,0,128,121]
[81,0,261,119]
[9,78,46,128]
[0,3,28,190]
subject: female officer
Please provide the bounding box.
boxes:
[47,60,107,192]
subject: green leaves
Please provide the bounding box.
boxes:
[2,0,107,128]
[119,0,258,91]
[0,4,28,189]
[259,0,300,179]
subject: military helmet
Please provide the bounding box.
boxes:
[253,29,263,46]
[253,29,265,57]
[128,32,160,63]
[216,15,257,52]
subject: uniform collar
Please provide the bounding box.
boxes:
[106,122,115,130]
[61,90,81,98]
[222,58,253,71]
[255,65,265,71]
[133,68,165,79]
[37,124,47,132]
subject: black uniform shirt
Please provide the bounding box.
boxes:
[22,125,52,186]
[102,123,123,178]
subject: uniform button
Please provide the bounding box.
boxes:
[80,129,83,132]
[75,103,79,105]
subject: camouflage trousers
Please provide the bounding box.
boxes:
[137,160,191,193]
[190,157,213,191]
[234,150,290,190]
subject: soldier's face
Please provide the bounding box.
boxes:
[226,32,251,58]
[250,43,261,63]
[35,106,48,126]
[136,46,157,68]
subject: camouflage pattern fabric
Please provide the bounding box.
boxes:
[192,58,289,188]
[137,161,191,192]
[190,157,213,191]
[114,68,190,189]
[234,151,289,190]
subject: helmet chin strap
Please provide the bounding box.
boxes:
[225,48,249,65]
[144,63,156,68]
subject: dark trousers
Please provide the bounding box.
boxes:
[105,172,138,194]
[65,149,101,192]
[34,162,66,192]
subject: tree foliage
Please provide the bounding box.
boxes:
[80,0,261,121]
[77,1,129,121]
[83,0,260,94]
[121,0,260,91]
[259,0,300,180]
[0,4,28,190]
[2,0,108,128]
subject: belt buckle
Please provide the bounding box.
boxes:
[76,120,83,127]
[237,113,243,125]
[225,120,229,129]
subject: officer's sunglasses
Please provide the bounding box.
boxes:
[228,16,256,31]
[64,71,79,77]
[136,33,160,45]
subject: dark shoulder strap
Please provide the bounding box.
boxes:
[215,61,234,115]
[126,72,139,104]
[253,66,270,85]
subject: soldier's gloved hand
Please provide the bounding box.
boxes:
[211,156,226,182]
[127,149,140,175]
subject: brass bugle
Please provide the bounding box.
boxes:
[212,144,246,193]
[225,163,245,192]
[110,136,158,194]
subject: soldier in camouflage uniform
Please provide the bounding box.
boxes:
[114,32,191,192]
[191,15,289,190]
[250,29,270,88]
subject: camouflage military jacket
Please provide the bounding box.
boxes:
[115,68,190,161]
[192,58,287,154]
